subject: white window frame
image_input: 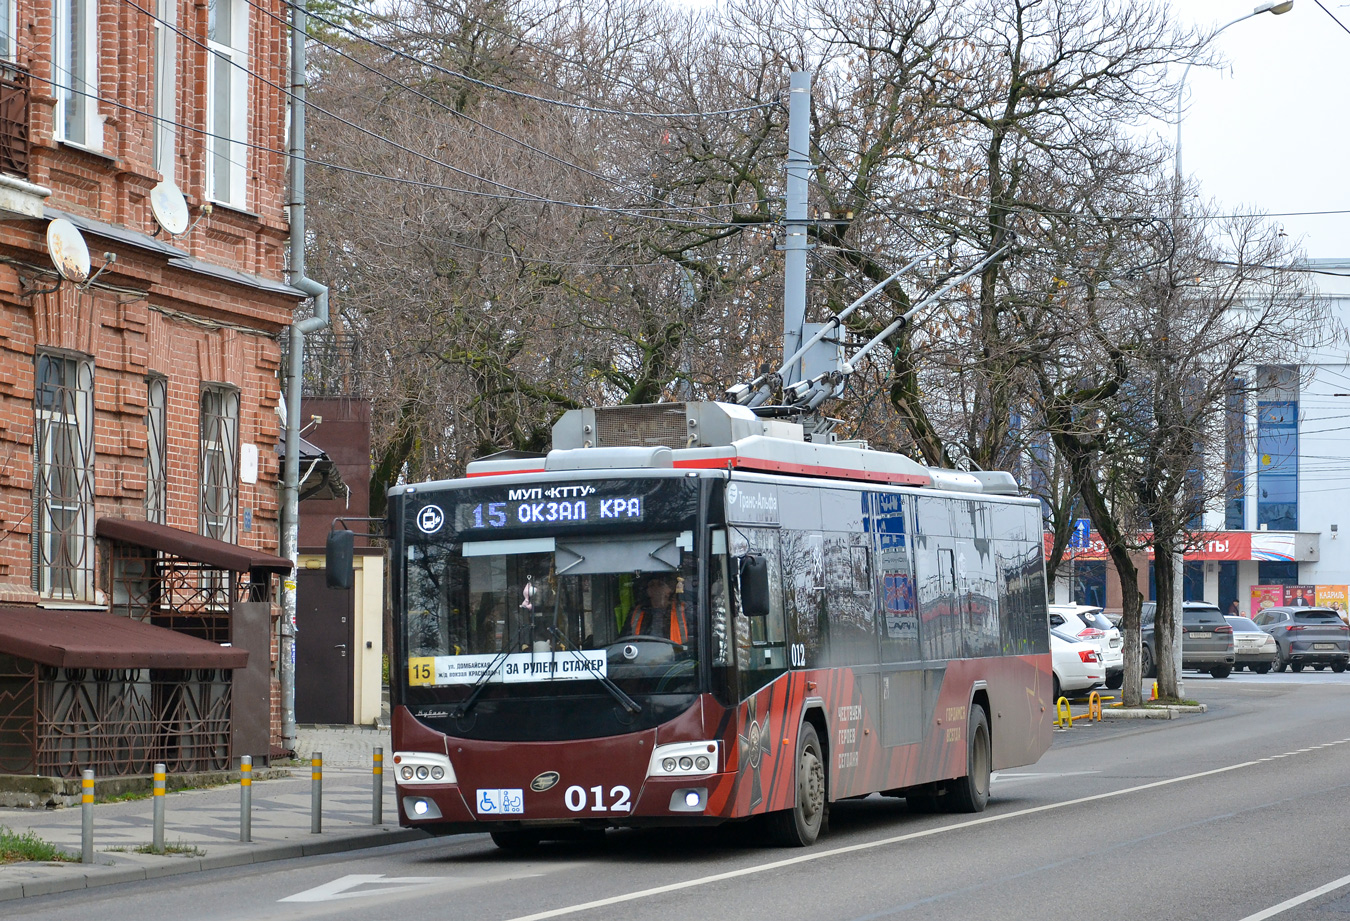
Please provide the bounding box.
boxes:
[152,0,175,181]
[1,0,16,61]
[206,0,247,206]
[52,0,103,150]
[33,352,95,602]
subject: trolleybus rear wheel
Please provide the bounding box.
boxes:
[767,722,826,847]
[944,706,990,813]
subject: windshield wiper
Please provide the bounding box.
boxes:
[453,625,530,719]
[544,625,641,715]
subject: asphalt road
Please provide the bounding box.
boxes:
[17,671,1350,921]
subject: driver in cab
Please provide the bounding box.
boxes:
[623,574,688,644]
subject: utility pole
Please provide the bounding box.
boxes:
[781,71,812,390]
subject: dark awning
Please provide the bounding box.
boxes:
[96,518,292,574]
[277,434,349,501]
[0,608,249,669]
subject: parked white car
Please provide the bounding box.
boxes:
[1049,604,1124,689]
[1050,627,1105,701]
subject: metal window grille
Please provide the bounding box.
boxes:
[32,353,95,601]
[0,61,30,177]
[145,376,168,524]
[199,386,239,543]
[199,386,239,608]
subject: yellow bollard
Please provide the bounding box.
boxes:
[1087,691,1103,721]
[1054,696,1074,727]
[1151,680,1158,701]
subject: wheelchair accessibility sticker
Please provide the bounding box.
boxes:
[476,788,524,815]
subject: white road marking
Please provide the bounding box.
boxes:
[280,874,440,902]
[1235,871,1350,920]
[990,771,1101,784]
[495,738,1350,921]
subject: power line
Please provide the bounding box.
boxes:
[111,0,753,227]
[319,0,693,115]
[244,0,772,220]
[1312,0,1350,37]
[291,0,781,120]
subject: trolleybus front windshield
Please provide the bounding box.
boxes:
[399,477,709,737]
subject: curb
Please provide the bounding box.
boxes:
[0,828,431,901]
[1101,703,1208,720]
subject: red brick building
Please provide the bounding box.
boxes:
[0,0,302,777]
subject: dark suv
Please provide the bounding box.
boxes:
[1252,606,1350,673]
[1140,601,1235,679]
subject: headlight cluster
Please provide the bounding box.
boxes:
[392,751,456,785]
[649,741,719,778]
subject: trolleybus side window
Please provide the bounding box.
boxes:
[964,540,1002,658]
[820,531,876,666]
[731,526,786,699]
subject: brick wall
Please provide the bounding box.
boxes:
[0,0,301,750]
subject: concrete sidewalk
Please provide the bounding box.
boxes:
[0,726,429,901]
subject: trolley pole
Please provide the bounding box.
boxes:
[152,763,166,852]
[311,752,323,833]
[372,747,383,825]
[240,755,253,842]
[80,769,94,864]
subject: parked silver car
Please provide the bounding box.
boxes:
[1225,615,1277,673]
[1253,606,1350,673]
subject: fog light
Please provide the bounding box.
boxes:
[431,766,445,780]
[401,766,414,781]
[413,799,429,815]
[684,790,701,807]
[662,758,677,772]
[416,766,429,780]
[678,756,693,770]
[695,755,710,771]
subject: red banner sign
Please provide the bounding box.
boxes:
[1045,531,1254,561]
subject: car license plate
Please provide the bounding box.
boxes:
[1189,632,1211,639]
[1314,643,1337,650]
[1110,638,1122,647]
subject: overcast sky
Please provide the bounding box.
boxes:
[1177,1,1350,260]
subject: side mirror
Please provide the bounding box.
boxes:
[326,529,355,589]
[738,554,770,618]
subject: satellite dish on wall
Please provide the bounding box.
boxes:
[150,180,190,236]
[46,219,91,284]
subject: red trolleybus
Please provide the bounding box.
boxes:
[336,402,1051,848]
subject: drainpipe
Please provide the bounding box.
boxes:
[281,0,328,754]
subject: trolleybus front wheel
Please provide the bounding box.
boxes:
[767,722,826,847]
[944,706,990,813]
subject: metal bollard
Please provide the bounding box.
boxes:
[81,769,94,864]
[153,763,166,852]
[372,747,383,825]
[239,755,253,843]
[311,752,323,834]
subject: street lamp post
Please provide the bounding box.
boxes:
[1174,1,1294,186]
[1167,2,1291,698]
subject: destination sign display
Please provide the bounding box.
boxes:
[455,484,644,532]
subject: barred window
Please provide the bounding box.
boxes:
[145,375,167,524]
[199,386,239,543]
[33,352,95,600]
